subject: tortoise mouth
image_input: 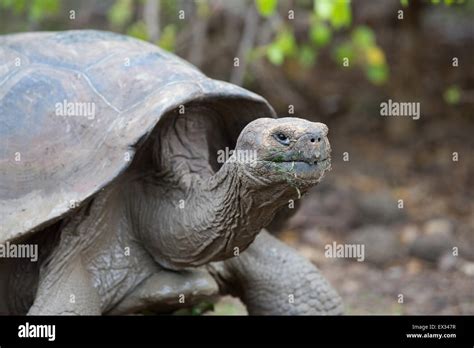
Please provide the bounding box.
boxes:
[268,157,330,166]
[259,157,331,180]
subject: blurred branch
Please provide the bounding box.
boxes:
[459,90,474,104]
[230,5,259,85]
[251,60,308,110]
[144,0,160,42]
[188,2,209,67]
[256,11,283,45]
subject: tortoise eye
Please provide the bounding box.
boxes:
[274,132,290,146]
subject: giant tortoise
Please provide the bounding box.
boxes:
[0,30,342,315]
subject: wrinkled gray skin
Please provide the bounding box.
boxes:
[1,31,342,315]
[7,114,342,315]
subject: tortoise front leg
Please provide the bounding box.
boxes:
[208,230,344,315]
[26,206,103,315]
[28,255,101,315]
[107,268,219,315]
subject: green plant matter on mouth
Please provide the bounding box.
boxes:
[271,154,285,163]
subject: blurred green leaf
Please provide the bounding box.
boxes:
[197,1,211,18]
[0,0,26,14]
[266,44,284,65]
[0,0,59,21]
[400,0,409,7]
[365,46,386,66]
[158,24,176,51]
[332,25,389,85]
[126,21,148,41]
[314,0,351,29]
[266,27,297,65]
[255,0,278,17]
[276,28,297,55]
[29,2,42,20]
[352,26,376,48]
[108,0,133,28]
[299,45,317,67]
[29,0,60,21]
[366,64,389,84]
[314,0,333,20]
[333,42,354,65]
[444,86,461,104]
[310,22,332,47]
[330,0,352,28]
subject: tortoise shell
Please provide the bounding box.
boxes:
[0,30,275,244]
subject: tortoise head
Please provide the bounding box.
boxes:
[234,117,331,189]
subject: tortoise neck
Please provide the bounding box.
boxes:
[134,158,293,270]
[200,159,293,259]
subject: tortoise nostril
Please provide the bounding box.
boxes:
[310,138,315,143]
[317,137,321,142]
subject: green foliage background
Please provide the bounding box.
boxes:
[0,0,470,99]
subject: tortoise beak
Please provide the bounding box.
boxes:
[291,130,331,166]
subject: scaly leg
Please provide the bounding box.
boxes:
[27,208,102,315]
[107,268,219,315]
[28,255,101,315]
[208,230,343,315]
